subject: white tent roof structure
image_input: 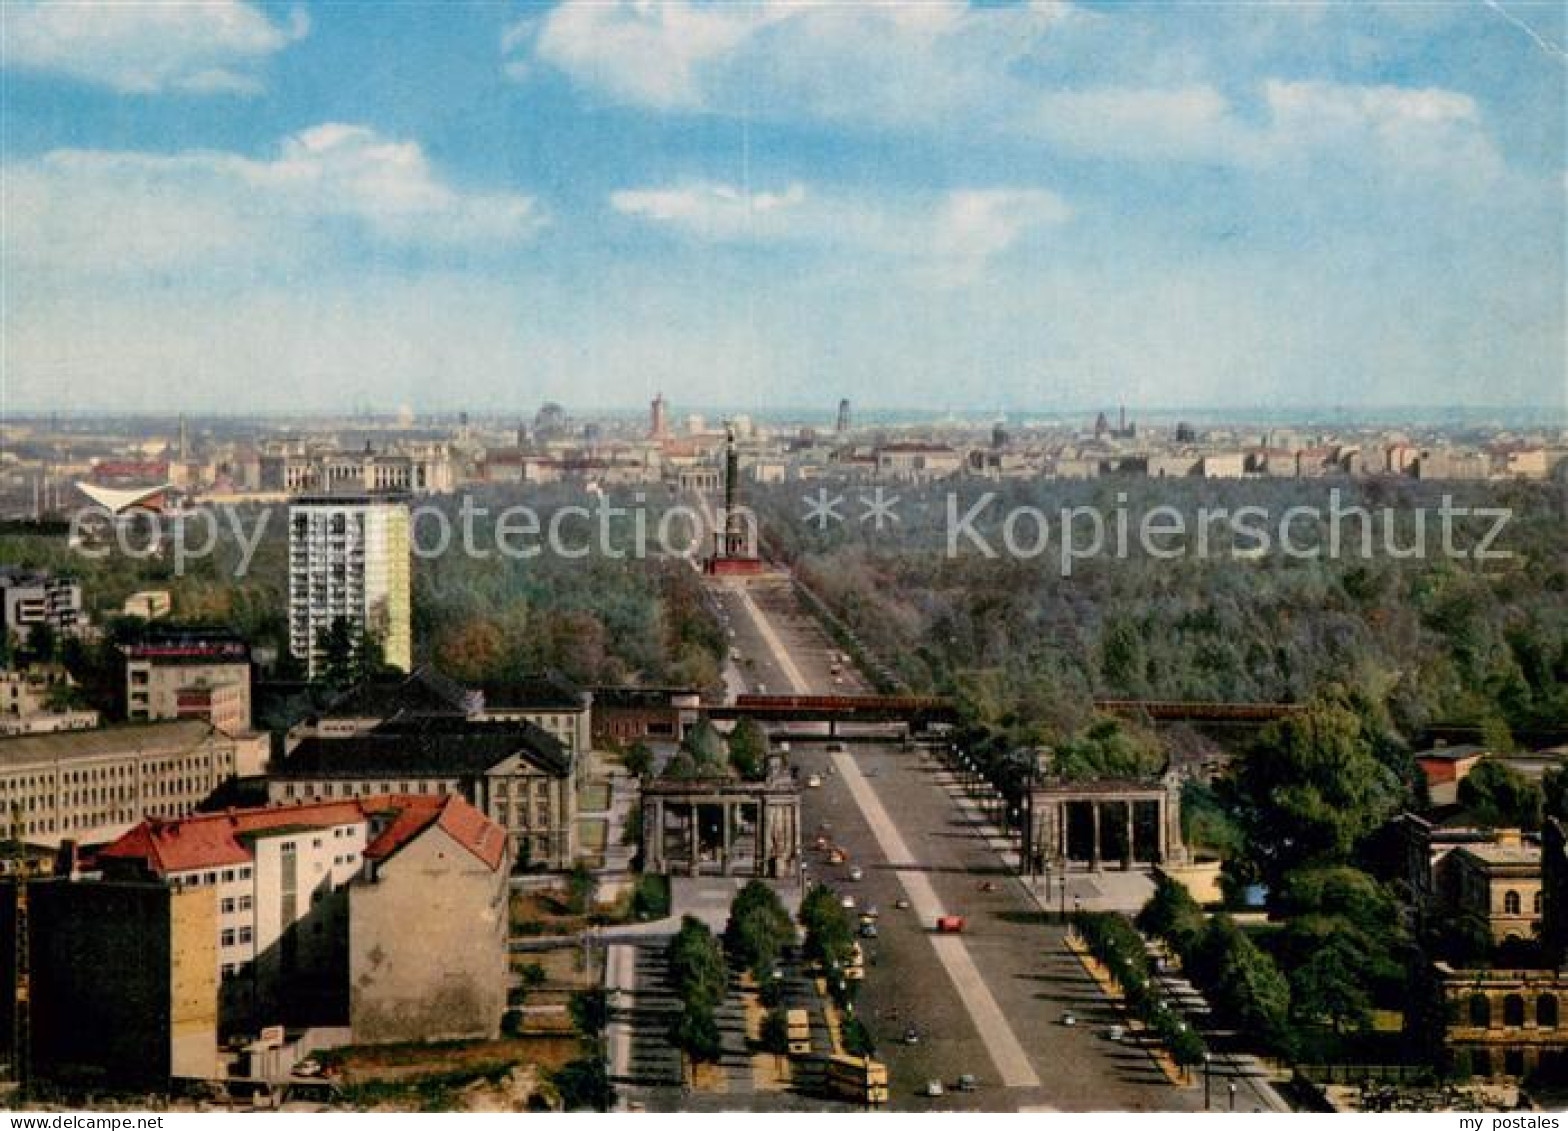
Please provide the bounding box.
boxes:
[75,481,174,514]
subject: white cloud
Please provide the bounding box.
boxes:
[609,182,809,240]
[512,1,1502,177]
[610,180,1069,280]
[1259,80,1503,180]
[1,0,308,94]
[4,124,544,279]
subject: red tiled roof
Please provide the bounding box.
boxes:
[362,794,507,872]
[98,795,506,876]
[99,800,365,875]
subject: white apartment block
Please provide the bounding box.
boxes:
[288,495,412,679]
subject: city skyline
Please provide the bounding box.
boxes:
[3,1,1565,416]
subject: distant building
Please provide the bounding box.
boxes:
[873,442,963,482]
[296,666,592,766]
[836,398,851,435]
[288,495,412,679]
[1438,830,1543,947]
[1421,819,1568,1080]
[125,627,253,733]
[650,392,669,439]
[122,590,173,620]
[0,667,98,736]
[257,442,454,496]
[0,567,83,645]
[591,686,702,745]
[0,720,266,846]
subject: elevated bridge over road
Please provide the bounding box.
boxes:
[710,694,1306,737]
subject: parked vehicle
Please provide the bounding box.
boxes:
[957,1074,979,1093]
[848,866,864,881]
[924,1079,945,1098]
[936,915,966,933]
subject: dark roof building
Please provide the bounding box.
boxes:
[270,714,576,870]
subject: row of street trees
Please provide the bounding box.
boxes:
[667,916,727,1070]
[1074,909,1205,1068]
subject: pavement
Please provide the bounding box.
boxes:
[717,571,1207,1112]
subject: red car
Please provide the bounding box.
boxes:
[936,915,967,933]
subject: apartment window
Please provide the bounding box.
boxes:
[238,926,252,945]
[238,895,253,912]
[222,869,235,883]
[221,964,236,980]
[221,929,236,947]
[1505,890,1523,915]
[221,898,236,914]
[239,867,252,879]
[280,842,295,857]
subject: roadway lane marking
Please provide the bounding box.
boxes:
[731,583,810,694]
[832,751,1042,1089]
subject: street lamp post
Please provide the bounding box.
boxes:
[1203,1053,1212,1110]
[1228,1081,1238,1111]
[1057,874,1067,922]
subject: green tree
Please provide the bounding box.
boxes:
[1221,694,1405,894]
[1051,717,1165,781]
[724,880,794,978]
[841,1016,875,1057]
[552,1056,614,1111]
[668,915,728,1010]
[727,718,771,781]
[799,884,856,971]
[760,1008,791,1068]
[23,623,57,665]
[1289,935,1373,1034]
[1136,873,1206,958]
[569,987,609,1036]
[566,862,597,915]
[670,1005,723,1067]
[567,985,608,1035]
[682,720,731,774]
[622,741,655,780]
[1190,915,1293,1056]
[315,616,360,690]
[1457,759,1543,831]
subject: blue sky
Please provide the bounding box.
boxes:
[2,0,1564,416]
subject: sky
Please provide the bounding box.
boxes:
[1,0,1564,417]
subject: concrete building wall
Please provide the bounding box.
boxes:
[349,826,508,1045]
[169,886,220,1080]
[0,724,245,846]
[126,658,251,730]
